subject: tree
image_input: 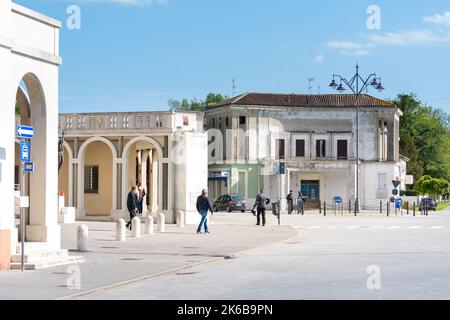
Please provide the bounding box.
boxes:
[393,94,450,183]
[415,175,449,200]
[168,93,228,112]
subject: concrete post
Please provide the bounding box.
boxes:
[77,224,89,252]
[116,219,126,241]
[177,210,185,228]
[132,217,141,238]
[145,216,154,235]
[157,213,165,233]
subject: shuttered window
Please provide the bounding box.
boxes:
[337,140,348,159]
[296,140,305,157]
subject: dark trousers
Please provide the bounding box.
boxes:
[287,200,294,215]
[257,208,266,226]
[126,209,137,227]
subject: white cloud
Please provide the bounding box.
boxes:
[341,50,371,56]
[369,30,450,46]
[314,54,324,64]
[424,12,450,27]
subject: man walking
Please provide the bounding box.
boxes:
[126,186,138,230]
[252,189,270,226]
[286,190,294,215]
[196,189,214,234]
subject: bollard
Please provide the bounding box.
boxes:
[387,202,390,217]
[413,202,416,217]
[177,210,185,228]
[157,213,165,232]
[407,201,409,215]
[380,200,383,214]
[116,219,126,241]
[323,202,327,216]
[77,224,89,252]
[319,203,321,215]
[349,200,351,213]
[145,216,154,235]
[132,217,141,238]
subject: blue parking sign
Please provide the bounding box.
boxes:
[20,141,30,162]
[395,198,403,209]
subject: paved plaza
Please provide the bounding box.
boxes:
[0,209,449,300]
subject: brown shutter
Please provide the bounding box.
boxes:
[337,140,348,159]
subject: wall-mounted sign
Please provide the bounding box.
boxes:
[0,147,5,160]
[24,162,34,173]
[20,141,30,162]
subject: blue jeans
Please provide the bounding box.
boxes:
[196,210,209,233]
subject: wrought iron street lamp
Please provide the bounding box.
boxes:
[329,64,385,214]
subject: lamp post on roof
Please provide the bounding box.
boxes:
[329,64,385,214]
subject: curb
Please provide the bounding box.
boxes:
[55,225,300,300]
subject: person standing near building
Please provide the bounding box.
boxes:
[196,189,214,234]
[137,182,146,214]
[297,191,305,215]
[252,189,270,226]
[126,186,138,230]
[286,190,294,215]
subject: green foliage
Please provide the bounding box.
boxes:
[168,93,229,112]
[415,175,449,199]
[436,201,450,212]
[401,190,418,197]
[393,94,450,184]
[15,102,20,115]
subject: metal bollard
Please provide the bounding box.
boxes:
[413,202,416,217]
[77,224,89,252]
[145,216,154,235]
[177,210,185,228]
[132,217,141,238]
[323,202,327,216]
[349,200,351,213]
[387,202,390,217]
[116,219,126,241]
[157,213,165,232]
[407,201,409,215]
[380,200,383,214]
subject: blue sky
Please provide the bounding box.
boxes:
[14,0,450,114]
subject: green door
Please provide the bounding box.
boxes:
[237,172,246,197]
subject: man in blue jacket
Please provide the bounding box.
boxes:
[126,186,138,230]
[196,189,214,234]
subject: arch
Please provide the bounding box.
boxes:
[63,141,74,160]
[78,136,118,160]
[122,136,163,159]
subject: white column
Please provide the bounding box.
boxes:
[152,150,159,213]
[140,150,149,213]
[76,158,86,219]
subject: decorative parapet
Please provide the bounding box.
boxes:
[59,112,204,134]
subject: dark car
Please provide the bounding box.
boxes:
[419,198,437,211]
[213,195,247,213]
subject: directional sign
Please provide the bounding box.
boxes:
[392,180,401,189]
[334,196,343,204]
[396,198,403,209]
[17,125,34,139]
[19,141,30,162]
[24,162,34,173]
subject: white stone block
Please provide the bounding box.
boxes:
[116,219,126,241]
[131,217,141,238]
[77,225,89,252]
[58,207,76,224]
[157,213,165,233]
[145,216,154,235]
[177,210,185,228]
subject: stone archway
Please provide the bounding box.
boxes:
[77,137,118,218]
[122,136,163,215]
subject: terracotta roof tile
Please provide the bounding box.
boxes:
[209,93,394,109]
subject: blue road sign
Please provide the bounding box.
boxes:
[396,198,403,209]
[17,125,34,139]
[24,162,34,173]
[334,196,343,204]
[19,141,30,162]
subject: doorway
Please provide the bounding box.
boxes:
[301,180,320,209]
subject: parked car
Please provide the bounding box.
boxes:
[419,198,437,211]
[213,194,247,213]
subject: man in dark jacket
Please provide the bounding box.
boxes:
[126,186,138,230]
[196,189,214,234]
[286,190,294,215]
[252,189,270,226]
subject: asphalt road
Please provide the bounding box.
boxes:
[77,211,450,300]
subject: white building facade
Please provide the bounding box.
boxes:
[206,93,408,210]
[0,2,62,269]
[58,111,208,225]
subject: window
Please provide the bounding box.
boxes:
[316,140,326,158]
[211,118,215,128]
[239,116,246,125]
[84,165,99,193]
[218,117,222,129]
[226,117,229,127]
[337,140,348,159]
[296,139,305,157]
[275,139,285,160]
